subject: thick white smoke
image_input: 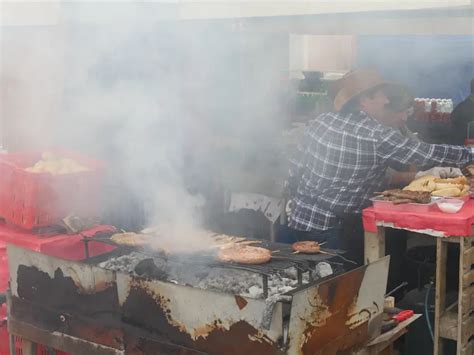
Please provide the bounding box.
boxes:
[43,4,287,246]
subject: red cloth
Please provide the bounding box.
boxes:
[363,199,474,237]
[0,222,116,261]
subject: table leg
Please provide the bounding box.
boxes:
[457,236,474,355]
[434,238,448,355]
[364,227,386,264]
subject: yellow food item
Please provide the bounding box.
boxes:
[435,183,463,191]
[403,175,437,192]
[434,176,468,185]
[460,185,470,197]
[404,174,470,199]
[25,153,89,175]
[432,187,461,197]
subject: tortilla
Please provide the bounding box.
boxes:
[432,187,461,197]
[292,241,321,254]
[217,245,272,265]
[403,175,437,192]
[110,232,151,247]
[434,176,468,185]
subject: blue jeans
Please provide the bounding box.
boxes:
[292,224,344,250]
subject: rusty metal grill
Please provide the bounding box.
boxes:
[7,244,390,355]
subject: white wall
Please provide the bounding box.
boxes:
[290,35,355,73]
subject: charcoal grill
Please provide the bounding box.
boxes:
[82,233,348,297]
[7,240,390,355]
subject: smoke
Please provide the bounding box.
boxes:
[45,4,288,244]
[59,22,206,239]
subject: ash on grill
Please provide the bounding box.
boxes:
[99,251,333,299]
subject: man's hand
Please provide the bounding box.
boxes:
[415,167,463,179]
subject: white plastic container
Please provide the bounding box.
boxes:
[436,198,465,213]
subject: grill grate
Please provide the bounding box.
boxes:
[82,234,339,274]
[83,234,349,298]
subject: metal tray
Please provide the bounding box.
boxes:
[370,196,440,213]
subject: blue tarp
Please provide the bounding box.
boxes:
[357,36,474,104]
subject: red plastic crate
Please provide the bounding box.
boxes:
[10,336,69,355]
[0,150,103,230]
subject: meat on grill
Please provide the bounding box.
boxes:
[292,241,321,254]
[377,189,431,204]
[217,245,272,265]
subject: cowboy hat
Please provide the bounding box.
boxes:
[333,69,389,112]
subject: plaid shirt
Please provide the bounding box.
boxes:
[288,111,474,231]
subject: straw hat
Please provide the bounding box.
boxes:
[333,69,389,112]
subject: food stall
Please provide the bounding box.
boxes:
[0,1,473,355]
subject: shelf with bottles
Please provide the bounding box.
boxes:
[413,98,453,124]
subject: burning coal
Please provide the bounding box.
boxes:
[98,251,333,299]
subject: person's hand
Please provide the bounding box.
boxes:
[285,200,294,222]
[415,167,463,179]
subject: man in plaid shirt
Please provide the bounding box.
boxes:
[286,69,474,250]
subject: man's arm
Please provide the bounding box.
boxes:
[377,127,474,168]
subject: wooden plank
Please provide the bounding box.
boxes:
[364,228,386,265]
[440,311,474,343]
[439,311,458,341]
[461,316,474,345]
[461,287,474,313]
[458,238,471,355]
[460,340,474,355]
[462,269,474,286]
[367,314,421,346]
[434,238,448,355]
[463,245,474,269]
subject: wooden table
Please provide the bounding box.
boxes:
[363,200,474,355]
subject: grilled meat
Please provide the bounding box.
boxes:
[292,241,321,254]
[377,189,431,204]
